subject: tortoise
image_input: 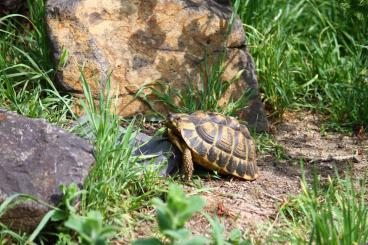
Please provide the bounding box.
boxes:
[166,111,259,180]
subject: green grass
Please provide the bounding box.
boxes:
[265,172,368,244]
[0,0,72,125]
[73,72,169,241]
[235,0,368,129]
[253,131,288,160]
[0,72,169,244]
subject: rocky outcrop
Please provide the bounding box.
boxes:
[46,0,268,131]
[0,109,95,233]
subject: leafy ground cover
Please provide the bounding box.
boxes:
[0,0,367,244]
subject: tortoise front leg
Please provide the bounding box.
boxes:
[182,146,194,180]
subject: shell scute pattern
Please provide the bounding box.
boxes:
[239,124,251,138]
[226,117,241,129]
[195,122,216,145]
[246,163,255,177]
[208,114,227,125]
[233,133,248,159]
[236,163,246,176]
[196,141,208,157]
[183,128,194,139]
[176,111,258,180]
[217,151,228,168]
[207,146,218,163]
[215,126,234,154]
[226,157,238,173]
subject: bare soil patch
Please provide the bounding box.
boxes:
[183,111,368,236]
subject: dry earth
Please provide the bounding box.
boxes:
[125,111,368,242]
[182,111,367,236]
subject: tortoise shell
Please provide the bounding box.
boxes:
[167,111,259,180]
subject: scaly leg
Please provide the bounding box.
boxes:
[182,147,194,180]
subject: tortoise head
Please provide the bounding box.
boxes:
[166,112,183,129]
[166,112,192,133]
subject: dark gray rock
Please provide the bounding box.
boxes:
[0,109,95,233]
[134,134,180,176]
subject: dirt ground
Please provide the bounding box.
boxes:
[128,111,368,242]
[182,111,368,236]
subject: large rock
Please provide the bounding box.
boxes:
[46,0,268,131]
[0,109,95,233]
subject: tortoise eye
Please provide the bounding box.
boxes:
[176,117,182,123]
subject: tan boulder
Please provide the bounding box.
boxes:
[46,0,268,130]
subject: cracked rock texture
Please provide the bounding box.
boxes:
[46,0,268,131]
[0,109,95,233]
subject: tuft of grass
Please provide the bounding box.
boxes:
[235,0,368,129]
[262,169,368,244]
[0,184,116,245]
[74,71,168,240]
[0,0,73,125]
[0,194,31,244]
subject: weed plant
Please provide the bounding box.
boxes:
[235,0,368,128]
[0,184,116,244]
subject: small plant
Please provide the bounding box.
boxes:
[133,184,208,245]
[51,184,84,224]
[134,184,249,245]
[0,184,114,245]
[64,211,116,245]
[47,184,115,245]
[253,131,288,160]
[0,194,31,244]
[204,214,251,245]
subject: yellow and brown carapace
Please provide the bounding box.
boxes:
[166,111,259,180]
